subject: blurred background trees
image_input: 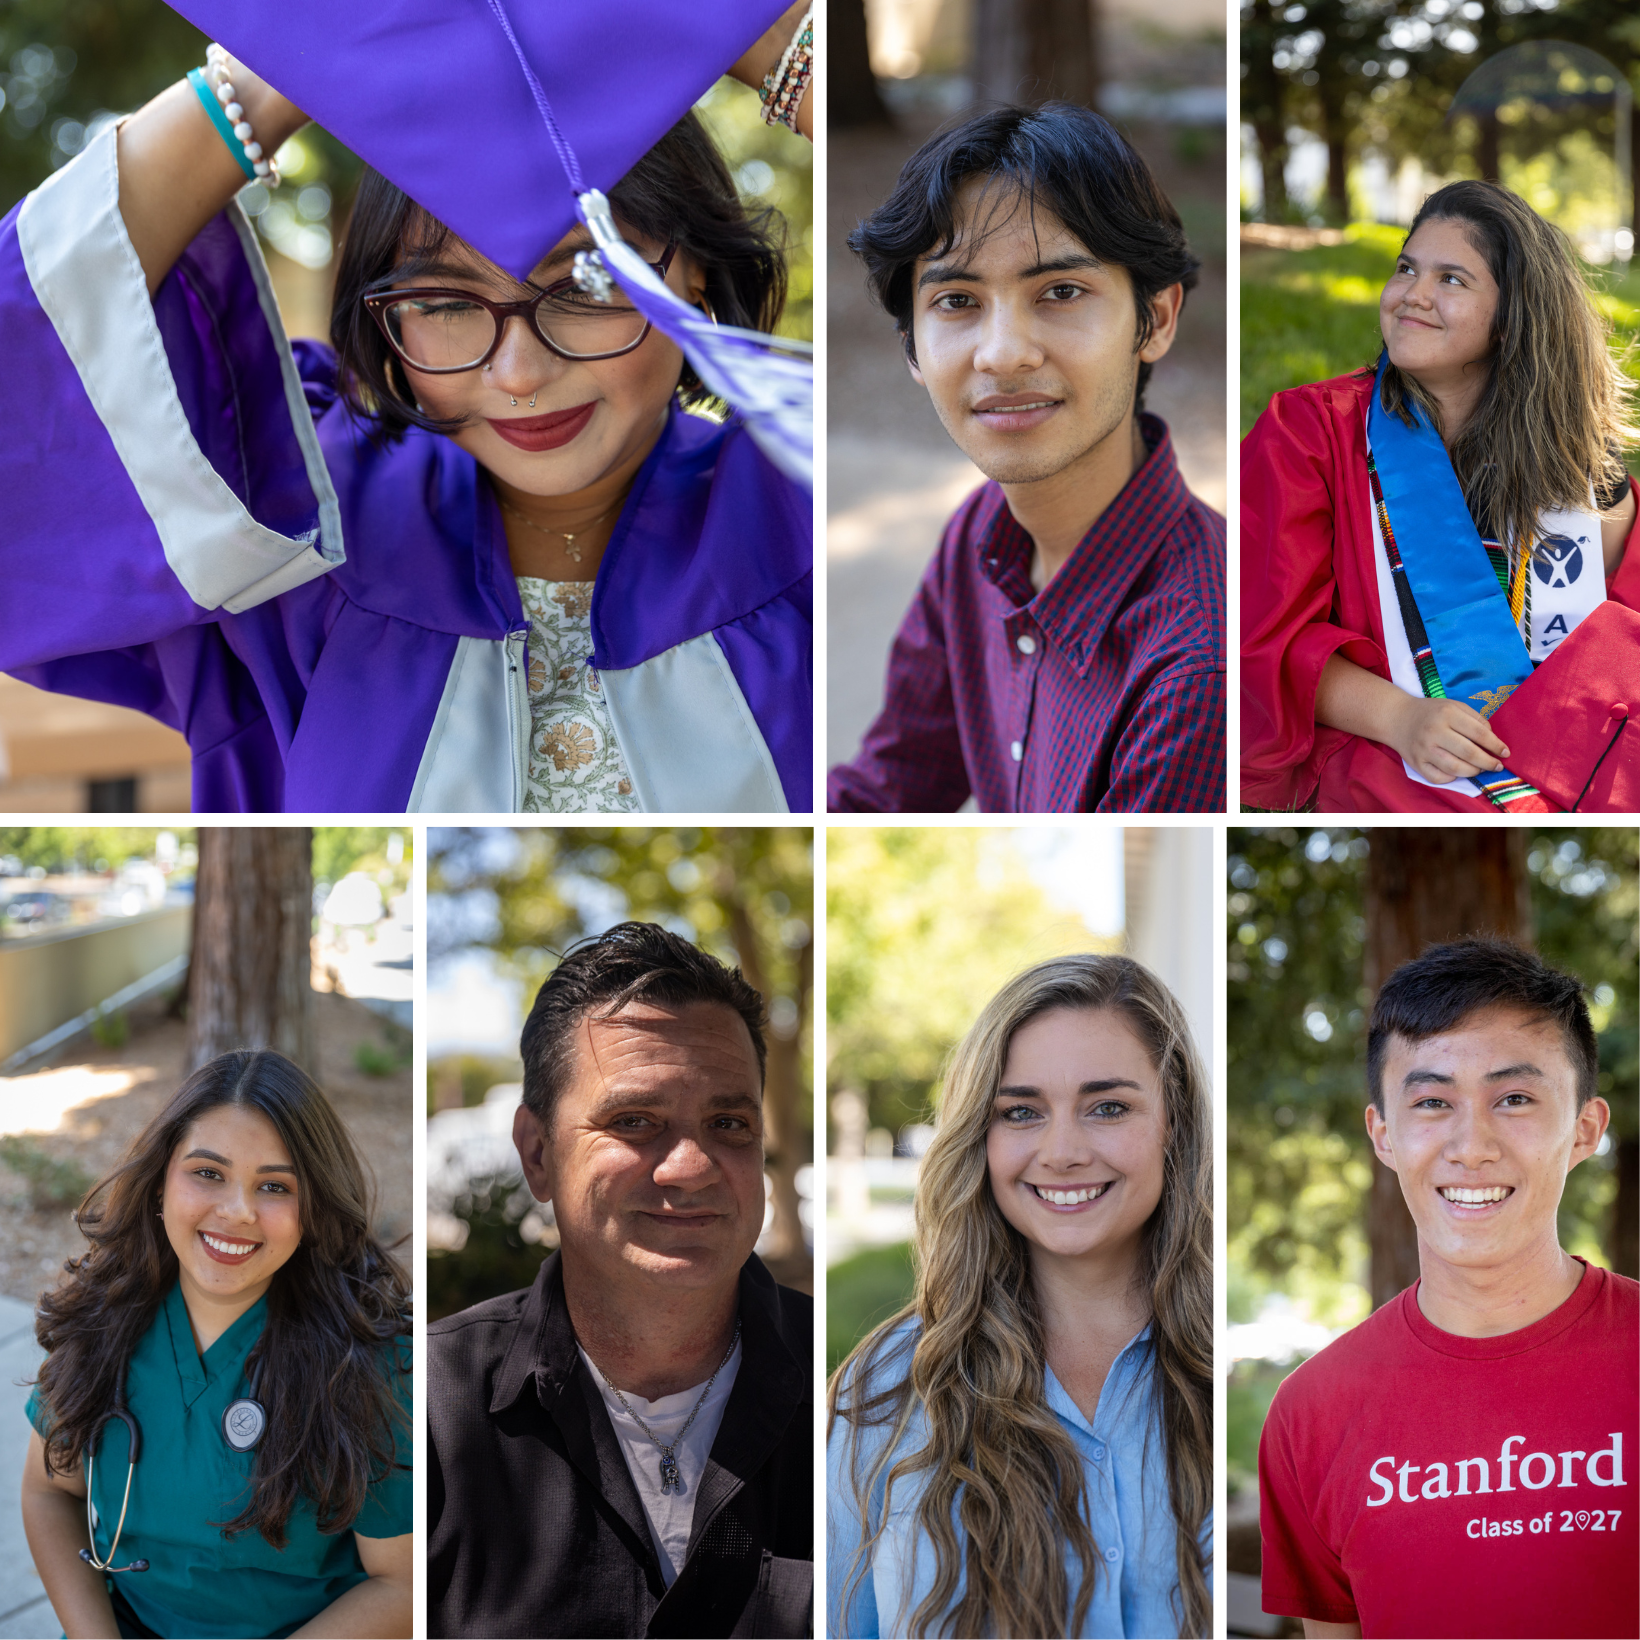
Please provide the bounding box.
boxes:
[1226,824,1636,1504]
[426,826,813,1320]
[1239,0,1637,231]
[826,826,1215,1375]
[1237,3,1640,440]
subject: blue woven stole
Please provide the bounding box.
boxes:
[1366,357,1540,806]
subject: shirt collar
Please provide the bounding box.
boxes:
[1043,1321,1154,1439]
[489,1249,806,1417]
[976,413,1192,674]
[162,1278,268,1403]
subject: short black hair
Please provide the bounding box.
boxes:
[331,111,787,441]
[1366,936,1598,1113]
[846,101,1200,411]
[519,920,767,1129]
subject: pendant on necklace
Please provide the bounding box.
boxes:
[564,537,582,563]
[659,1453,681,1494]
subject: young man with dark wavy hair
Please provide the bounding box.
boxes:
[827,102,1226,814]
[1259,937,1637,1639]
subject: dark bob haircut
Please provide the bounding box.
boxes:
[331,111,787,441]
[520,920,768,1128]
[847,101,1200,411]
[1365,936,1599,1114]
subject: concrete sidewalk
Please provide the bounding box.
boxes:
[0,1292,49,1639]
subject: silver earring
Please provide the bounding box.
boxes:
[699,300,719,325]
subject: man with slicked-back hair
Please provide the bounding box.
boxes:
[428,921,812,1638]
[1259,937,1637,1639]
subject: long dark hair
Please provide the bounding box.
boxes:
[34,1051,409,1549]
[330,110,787,441]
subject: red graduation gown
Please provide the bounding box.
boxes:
[1240,370,1640,812]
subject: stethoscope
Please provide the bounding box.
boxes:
[80,1352,268,1575]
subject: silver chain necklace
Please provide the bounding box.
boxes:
[594,1322,741,1495]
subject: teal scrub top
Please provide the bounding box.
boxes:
[27,1280,412,1639]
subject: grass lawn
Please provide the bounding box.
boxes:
[827,1239,916,1376]
[1241,222,1640,446]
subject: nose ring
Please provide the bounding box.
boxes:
[507,393,540,408]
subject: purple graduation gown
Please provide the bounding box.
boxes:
[0,125,811,813]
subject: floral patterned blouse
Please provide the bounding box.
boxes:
[516,577,640,813]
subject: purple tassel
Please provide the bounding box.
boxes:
[481,0,812,489]
[576,190,812,488]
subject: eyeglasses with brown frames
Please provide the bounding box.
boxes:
[363,243,679,373]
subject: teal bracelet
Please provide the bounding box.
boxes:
[188,66,256,181]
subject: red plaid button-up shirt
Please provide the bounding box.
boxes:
[828,414,1226,812]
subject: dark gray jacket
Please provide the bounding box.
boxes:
[428,1251,812,1638]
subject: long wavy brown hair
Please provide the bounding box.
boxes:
[1379,179,1639,555]
[33,1050,410,1548]
[828,955,1213,1639]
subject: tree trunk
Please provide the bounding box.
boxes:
[829,0,892,130]
[1243,0,1289,220]
[1324,126,1349,224]
[973,0,1099,109]
[1477,106,1501,183]
[1631,98,1639,267]
[1362,829,1532,1309]
[186,828,315,1076]
[724,865,811,1289]
[1612,1133,1638,1280]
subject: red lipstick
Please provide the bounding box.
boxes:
[486,400,597,452]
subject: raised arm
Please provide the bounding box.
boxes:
[727,0,814,140]
[116,60,308,296]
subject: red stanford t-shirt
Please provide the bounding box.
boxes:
[1260,1260,1638,1638]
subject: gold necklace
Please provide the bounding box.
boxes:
[497,494,618,563]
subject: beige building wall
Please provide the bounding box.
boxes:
[0,677,191,814]
[0,905,192,1064]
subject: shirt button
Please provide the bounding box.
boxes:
[1104,1545,1120,1563]
[1092,1443,1106,1461]
[1016,633,1037,655]
[1010,740,1023,762]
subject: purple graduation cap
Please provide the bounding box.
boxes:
[164,0,813,486]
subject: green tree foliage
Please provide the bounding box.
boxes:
[696,78,813,342]
[826,827,1113,1139]
[1241,0,1638,225]
[1228,826,1637,1326]
[0,0,206,214]
[311,827,412,904]
[430,825,812,1115]
[427,826,813,1316]
[0,827,193,874]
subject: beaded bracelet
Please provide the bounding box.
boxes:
[759,5,814,133]
[191,42,282,188]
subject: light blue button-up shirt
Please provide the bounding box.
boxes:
[827,1319,1211,1638]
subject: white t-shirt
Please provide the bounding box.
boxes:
[580,1339,742,1586]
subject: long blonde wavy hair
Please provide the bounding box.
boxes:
[1378,179,1640,557]
[827,955,1213,1639]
